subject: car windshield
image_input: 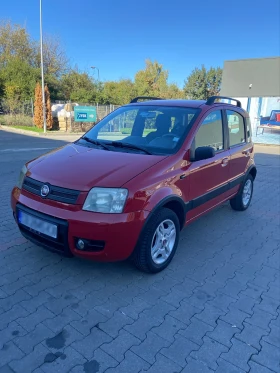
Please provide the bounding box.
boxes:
[77,105,200,155]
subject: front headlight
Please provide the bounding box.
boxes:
[83,187,128,213]
[17,165,27,189]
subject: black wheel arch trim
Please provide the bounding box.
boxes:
[231,165,257,197]
[141,195,187,235]
[246,164,257,180]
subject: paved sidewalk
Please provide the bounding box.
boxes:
[0,130,279,373]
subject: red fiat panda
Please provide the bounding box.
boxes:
[11,96,256,273]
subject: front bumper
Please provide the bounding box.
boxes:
[11,187,148,261]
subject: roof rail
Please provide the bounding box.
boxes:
[130,96,164,103]
[206,96,242,108]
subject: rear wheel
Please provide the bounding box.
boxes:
[132,208,180,273]
[230,174,254,211]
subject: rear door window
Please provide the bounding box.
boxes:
[194,110,224,152]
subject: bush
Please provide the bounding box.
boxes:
[121,128,132,134]
[0,114,33,127]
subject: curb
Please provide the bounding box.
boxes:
[1,126,40,136]
[0,126,85,137]
[254,143,280,147]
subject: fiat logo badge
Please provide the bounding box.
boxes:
[41,184,50,197]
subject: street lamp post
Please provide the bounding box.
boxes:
[40,0,47,133]
[91,66,100,81]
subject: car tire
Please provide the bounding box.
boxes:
[132,208,180,273]
[230,174,254,211]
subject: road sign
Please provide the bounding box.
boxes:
[74,106,97,122]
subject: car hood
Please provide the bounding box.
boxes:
[26,143,166,191]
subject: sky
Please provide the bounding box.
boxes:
[1,0,280,87]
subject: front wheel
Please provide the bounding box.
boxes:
[230,174,254,211]
[132,208,180,273]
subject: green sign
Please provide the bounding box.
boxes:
[74,106,97,122]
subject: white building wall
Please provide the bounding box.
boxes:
[249,98,260,131]
[233,97,248,110]
[261,97,280,116]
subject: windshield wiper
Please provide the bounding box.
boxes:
[80,136,110,151]
[109,142,152,155]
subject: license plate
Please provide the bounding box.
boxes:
[18,210,58,239]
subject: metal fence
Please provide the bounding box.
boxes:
[52,102,121,132]
[0,99,120,118]
[0,99,34,116]
[0,99,121,132]
[60,103,121,121]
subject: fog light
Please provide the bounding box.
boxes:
[77,239,85,250]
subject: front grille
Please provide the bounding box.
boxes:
[23,177,80,204]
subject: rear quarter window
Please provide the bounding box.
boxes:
[226,110,246,147]
[246,117,252,142]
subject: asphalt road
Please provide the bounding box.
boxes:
[0,128,279,373]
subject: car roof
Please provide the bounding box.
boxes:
[128,99,207,108]
[127,99,246,110]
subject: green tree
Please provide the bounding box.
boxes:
[167,83,184,99]
[3,84,22,114]
[184,65,223,100]
[60,70,97,102]
[101,79,135,105]
[206,67,223,97]
[34,35,69,77]
[183,65,208,100]
[0,57,40,113]
[0,74,4,97]
[0,20,69,102]
[44,74,63,101]
[134,59,168,97]
[0,20,35,67]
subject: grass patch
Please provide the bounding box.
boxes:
[121,128,156,135]
[11,125,44,133]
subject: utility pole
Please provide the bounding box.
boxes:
[40,0,47,133]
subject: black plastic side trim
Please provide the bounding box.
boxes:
[192,183,229,209]
[229,175,244,189]
[185,174,245,211]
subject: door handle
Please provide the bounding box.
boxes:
[242,150,250,157]
[221,157,229,167]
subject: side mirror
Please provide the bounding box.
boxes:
[194,146,215,161]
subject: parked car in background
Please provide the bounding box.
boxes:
[256,109,280,136]
[260,110,280,126]
[11,96,256,273]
